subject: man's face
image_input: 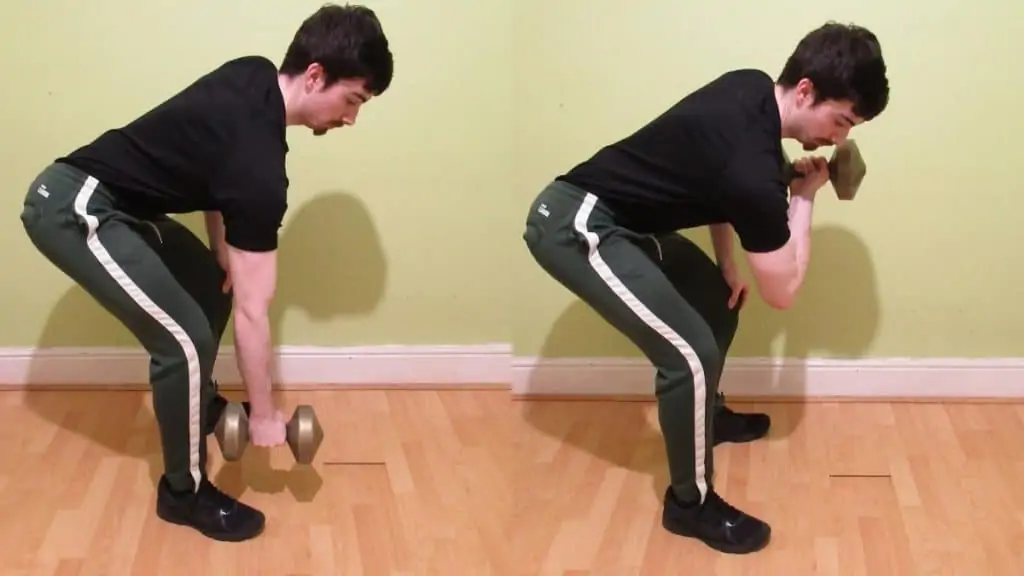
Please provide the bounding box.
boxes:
[300,64,373,136]
[790,79,864,151]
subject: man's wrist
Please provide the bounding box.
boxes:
[249,404,275,419]
[248,392,276,417]
[789,183,820,202]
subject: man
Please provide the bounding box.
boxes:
[521,22,888,554]
[18,4,392,542]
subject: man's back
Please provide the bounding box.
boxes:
[57,55,289,219]
[557,68,786,238]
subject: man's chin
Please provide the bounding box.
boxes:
[313,128,327,136]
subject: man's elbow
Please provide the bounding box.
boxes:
[761,290,796,310]
[233,292,273,323]
[754,279,798,310]
[225,246,278,323]
[231,278,274,323]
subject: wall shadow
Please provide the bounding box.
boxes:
[271,189,388,326]
[518,223,879,500]
[728,223,880,435]
[23,189,387,501]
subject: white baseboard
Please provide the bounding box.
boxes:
[0,344,513,389]
[3,347,1023,400]
[511,356,1024,400]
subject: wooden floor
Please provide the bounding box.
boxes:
[1,389,1023,575]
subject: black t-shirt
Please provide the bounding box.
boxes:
[556,68,791,254]
[57,55,289,253]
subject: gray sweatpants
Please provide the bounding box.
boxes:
[522,179,739,505]
[19,161,233,493]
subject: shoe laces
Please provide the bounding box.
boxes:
[704,490,742,519]
[198,478,238,508]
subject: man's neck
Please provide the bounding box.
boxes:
[278,74,305,127]
[774,83,797,139]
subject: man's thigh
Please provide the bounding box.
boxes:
[145,216,232,339]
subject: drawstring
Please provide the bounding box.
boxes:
[650,235,663,261]
[146,221,163,244]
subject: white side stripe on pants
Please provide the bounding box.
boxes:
[572,192,709,502]
[74,176,203,492]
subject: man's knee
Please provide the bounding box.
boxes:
[192,326,218,376]
[151,323,218,382]
[655,337,722,395]
[690,338,723,390]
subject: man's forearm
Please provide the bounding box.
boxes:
[710,223,735,266]
[785,195,815,293]
[233,308,276,417]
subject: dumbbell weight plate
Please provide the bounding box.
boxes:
[215,402,249,461]
[286,405,323,465]
[779,140,866,200]
[831,140,866,200]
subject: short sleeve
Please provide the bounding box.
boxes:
[718,146,791,254]
[213,128,289,253]
[222,193,287,252]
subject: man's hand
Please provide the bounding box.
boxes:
[249,409,287,447]
[204,211,232,293]
[789,156,830,199]
[710,223,747,309]
[216,248,232,293]
[720,259,749,310]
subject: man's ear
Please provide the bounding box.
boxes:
[304,62,326,93]
[795,78,818,107]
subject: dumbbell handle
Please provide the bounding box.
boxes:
[781,157,837,184]
[215,402,323,465]
[780,140,865,201]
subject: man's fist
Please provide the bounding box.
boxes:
[790,156,830,198]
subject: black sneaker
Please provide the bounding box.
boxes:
[206,393,251,436]
[156,475,265,542]
[661,486,771,554]
[713,405,770,446]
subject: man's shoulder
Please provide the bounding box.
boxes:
[208,55,280,85]
[695,68,783,159]
[699,68,775,94]
[188,56,289,152]
[108,54,282,138]
[678,68,776,115]
[187,55,282,111]
[643,68,777,164]
[715,68,775,86]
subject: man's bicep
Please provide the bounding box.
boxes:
[728,195,798,307]
[216,166,287,254]
[720,179,790,255]
[227,244,278,314]
[212,127,289,251]
[718,161,797,301]
[222,207,283,253]
[718,141,791,249]
[220,200,284,314]
[222,202,283,314]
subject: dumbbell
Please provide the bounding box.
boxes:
[781,139,866,200]
[214,402,323,465]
